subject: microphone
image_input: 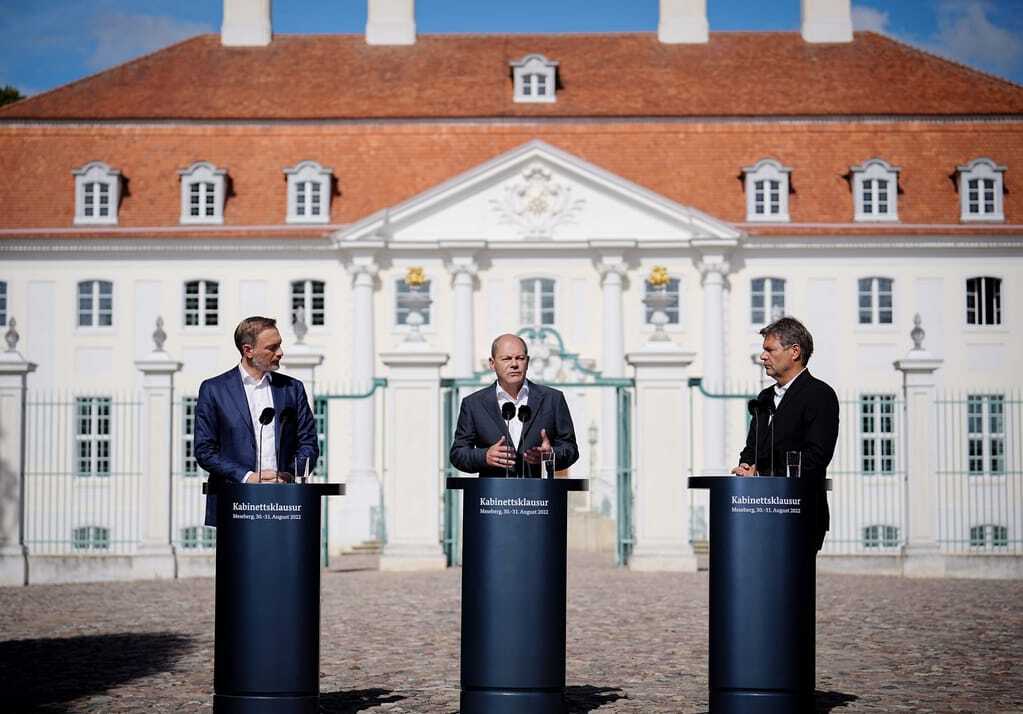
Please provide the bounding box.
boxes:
[747,399,760,477]
[256,407,275,479]
[516,405,533,477]
[276,407,296,483]
[758,394,777,476]
[501,402,516,477]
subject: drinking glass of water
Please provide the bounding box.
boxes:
[541,450,555,479]
[785,451,801,479]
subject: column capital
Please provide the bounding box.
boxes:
[696,255,732,285]
[445,257,478,280]
[596,260,627,285]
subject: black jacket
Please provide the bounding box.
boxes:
[449,380,580,478]
[739,370,839,549]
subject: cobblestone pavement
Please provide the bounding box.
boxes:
[1,553,1021,713]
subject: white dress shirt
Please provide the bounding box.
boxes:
[496,381,530,449]
[773,367,807,410]
[240,363,277,482]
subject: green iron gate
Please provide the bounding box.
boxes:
[442,327,634,566]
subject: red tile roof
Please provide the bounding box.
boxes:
[2,32,1022,121]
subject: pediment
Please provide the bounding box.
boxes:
[332,140,741,246]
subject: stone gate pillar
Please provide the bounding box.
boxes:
[0,320,36,586]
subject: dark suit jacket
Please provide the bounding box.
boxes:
[739,370,839,550]
[195,367,319,526]
[449,380,580,478]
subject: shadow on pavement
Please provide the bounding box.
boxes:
[816,689,858,711]
[320,687,405,713]
[1,632,192,709]
[565,684,627,712]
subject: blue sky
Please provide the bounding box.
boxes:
[2,1,1022,96]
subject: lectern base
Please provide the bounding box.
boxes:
[711,689,813,714]
[213,693,318,714]
[461,688,565,714]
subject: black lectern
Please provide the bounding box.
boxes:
[447,477,588,714]
[204,481,343,714]
[688,476,830,714]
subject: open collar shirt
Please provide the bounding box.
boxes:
[496,381,530,449]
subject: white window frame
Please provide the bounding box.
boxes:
[642,276,683,329]
[967,394,1006,476]
[183,280,220,328]
[0,280,7,326]
[73,161,121,226]
[957,158,1006,222]
[851,158,899,222]
[180,525,216,549]
[969,524,1009,549]
[77,280,113,328]
[519,277,557,327]
[863,524,900,549]
[750,277,785,326]
[860,394,896,476]
[284,161,333,224]
[743,159,791,222]
[394,278,433,330]
[965,276,1002,326]
[510,54,558,103]
[75,396,112,478]
[290,279,327,327]
[181,396,205,479]
[178,161,227,225]
[72,525,111,550]
[857,277,894,325]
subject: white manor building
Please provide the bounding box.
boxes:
[0,0,1021,583]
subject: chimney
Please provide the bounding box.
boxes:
[366,0,416,46]
[801,0,853,43]
[658,0,709,44]
[221,0,272,47]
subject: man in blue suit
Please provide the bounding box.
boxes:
[195,316,319,527]
[450,333,579,478]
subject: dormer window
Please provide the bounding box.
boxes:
[958,158,1006,222]
[510,54,558,103]
[852,158,900,222]
[73,161,121,225]
[178,161,227,225]
[743,159,792,222]
[284,161,333,224]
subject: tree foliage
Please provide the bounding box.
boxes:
[0,86,25,107]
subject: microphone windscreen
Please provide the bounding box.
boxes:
[258,407,276,425]
[501,402,516,421]
[759,393,776,414]
[517,404,532,423]
[747,399,759,416]
[280,406,296,422]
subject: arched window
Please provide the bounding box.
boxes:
[510,54,558,103]
[851,158,899,221]
[73,161,121,225]
[178,161,227,224]
[957,158,1005,221]
[743,159,791,222]
[284,161,333,224]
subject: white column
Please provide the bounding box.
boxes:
[626,339,698,571]
[446,255,478,378]
[894,316,944,577]
[698,255,731,475]
[378,346,449,570]
[135,329,183,580]
[0,320,36,586]
[346,258,381,545]
[598,259,626,509]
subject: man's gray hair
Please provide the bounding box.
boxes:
[760,316,813,365]
[234,316,277,355]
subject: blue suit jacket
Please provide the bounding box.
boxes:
[449,380,579,478]
[195,367,319,526]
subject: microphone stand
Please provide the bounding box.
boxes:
[256,407,275,480]
[501,401,516,478]
[276,407,295,483]
[517,404,533,478]
[747,399,760,477]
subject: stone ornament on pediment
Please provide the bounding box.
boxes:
[490,163,586,239]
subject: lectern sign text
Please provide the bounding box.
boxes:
[478,496,550,517]
[232,501,304,521]
[729,494,801,516]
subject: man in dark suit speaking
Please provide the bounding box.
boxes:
[450,333,579,478]
[195,316,319,526]
[731,317,839,550]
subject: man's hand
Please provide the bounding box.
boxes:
[485,436,516,468]
[255,469,281,483]
[524,428,552,465]
[731,463,757,477]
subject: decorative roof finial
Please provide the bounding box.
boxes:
[910,313,925,351]
[5,318,19,352]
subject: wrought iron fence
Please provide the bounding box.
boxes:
[24,391,144,555]
[935,390,1022,555]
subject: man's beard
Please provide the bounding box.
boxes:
[253,356,280,373]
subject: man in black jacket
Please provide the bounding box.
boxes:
[450,333,579,478]
[732,316,839,550]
